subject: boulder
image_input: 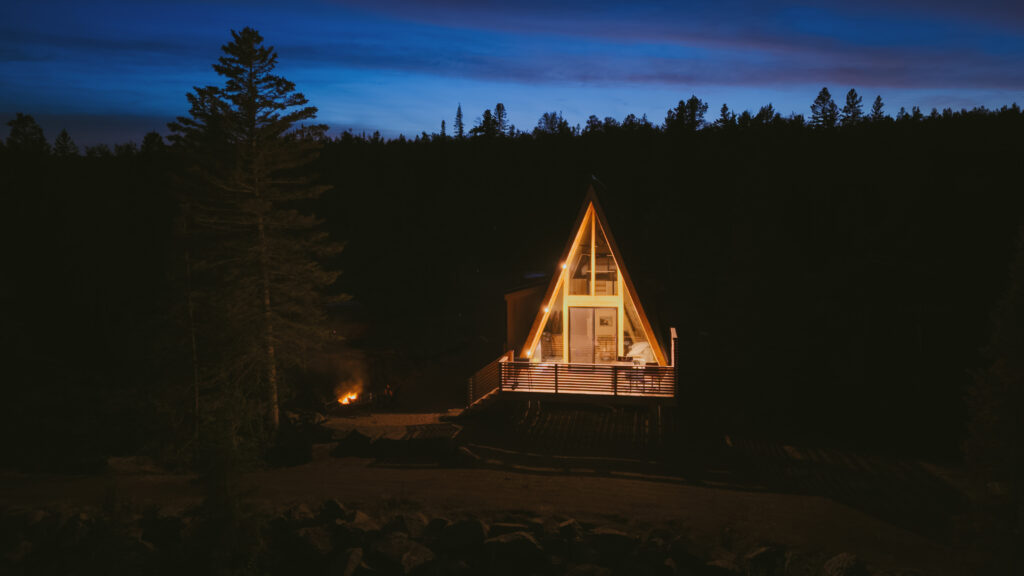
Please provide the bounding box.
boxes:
[589,526,636,565]
[367,532,435,575]
[822,553,868,576]
[335,511,382,548]
[668,536,706,574]
[744,545,786,576]
[283,503,317,527]
[565,563,612,576]
[484,531,545,573]
[329,547,363,576]
[558,519,585,542]
[705,558,742,575]
[422,517,448,547]
[297,525,335,557]
[439,518,487,553]
[489,522,531,537]
[382,512,429,539]
[320,499,350,523]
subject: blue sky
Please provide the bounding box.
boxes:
[2,0,1023,144]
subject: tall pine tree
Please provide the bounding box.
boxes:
[454,104,465,139]
[169,28,339,440]
[810,87,839,128]
[869,95,886,122]
[840,88,864,126]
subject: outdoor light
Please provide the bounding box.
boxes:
[544,307,549,313]
[561,263,567,269]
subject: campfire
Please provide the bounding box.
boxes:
[334,379,365,407]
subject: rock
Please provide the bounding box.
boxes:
[423,517,448,547]
[284,503,317,527]
[705,558,742,575]
[320,499,350,523]
[744,545,786,576]
[24,509,57,541]
[669,536,705,573]
[351,511,381,534]
[335,511,382,548]
[565,563,612,576]
[822,553,868,576]
[489,522,531,537]
[484,531,545,573]
[558,519,585,541]
[636,535,671,572]
[589,526,636,565]
[330,547,363,576]
[4,540,32,564]
[298,525,334,557]
[368,532,435,575]
[439,518,487,553]
[382,512,429,539]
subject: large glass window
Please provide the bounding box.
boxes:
[594,226,617,295]
[623,295,655,364]
[569,214,592,295]
[538,286,564,362]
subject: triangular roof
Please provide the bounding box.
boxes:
[521,184,668,366]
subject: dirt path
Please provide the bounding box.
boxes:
[0,456,968,575]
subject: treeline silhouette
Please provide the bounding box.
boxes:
[2,89,1022,471]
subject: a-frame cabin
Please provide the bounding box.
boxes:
[469,184,677,407]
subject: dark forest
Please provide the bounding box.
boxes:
[1,50,1022,573]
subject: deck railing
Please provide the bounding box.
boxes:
[467,351,512,406]
[498,360,675,398]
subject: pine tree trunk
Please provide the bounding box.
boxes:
[257,213,280,432]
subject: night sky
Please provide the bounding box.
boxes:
[2,0,1023,145]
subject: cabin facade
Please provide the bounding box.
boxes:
[469,185,677,407]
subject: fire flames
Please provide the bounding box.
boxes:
[338,391,359,405]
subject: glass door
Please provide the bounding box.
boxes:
[569,307,617,364]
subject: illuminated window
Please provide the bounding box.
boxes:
[594,225,617,295]
[569,213,592,295]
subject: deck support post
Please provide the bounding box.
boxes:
[554,364,559,394]
[613,368,618,396]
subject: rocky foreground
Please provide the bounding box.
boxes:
[1,498,890,576]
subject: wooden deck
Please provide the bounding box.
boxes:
[468,352,675,408]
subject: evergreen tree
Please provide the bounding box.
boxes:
[470,109,499,138]
[754,103,777,126]
[810,87,839,128]
[85,143,112,157]
[168,27,339,437]
[896,106,909,121]
[534,111,570,136]
[53,129,79,157]
[141,131,166,155]
[664,95,708,132]
[454,104,465,138]
[869,95,886,122]
[840,89,864,126]
[715,103,736,129]
[494,103,508,136]
[440,119,446,138]
[5,113,50,155]
[584,115,603,134]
